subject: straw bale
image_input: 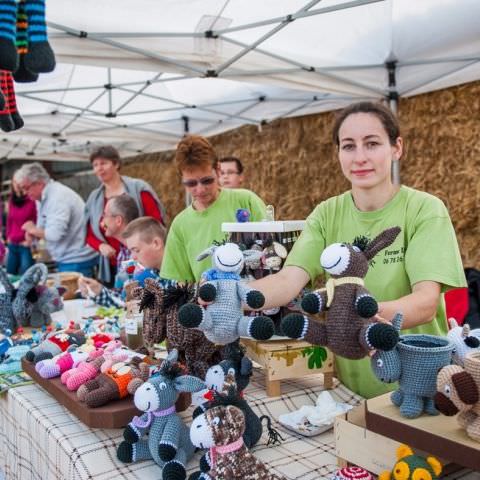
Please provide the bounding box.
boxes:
[122,80,480,268]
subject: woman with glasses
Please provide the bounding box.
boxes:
[160,135,266,283]
[85,145,166,285]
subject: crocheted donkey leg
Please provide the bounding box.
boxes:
[400,392,424,419]
[118,439,152,463]
[238,315,274,341]
[281,313,328,346]
[362,322,399,352]
[178,303,212,330]
[301,289,328,314]
[163,449,188,480]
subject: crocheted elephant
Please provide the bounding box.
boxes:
[371,313,454,418]
[281,227,402,359]
[189,405,286,480]
[178,242,274,345]
[25,329,85,364]
[435,351,480,441]
[447,318,480,366]
[117,350,205,480]
[134,280,220,378]
[379,444,442,480]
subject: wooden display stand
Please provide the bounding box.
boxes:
[241,337,334,397]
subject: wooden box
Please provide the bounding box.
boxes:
[241,337,334,396]
[22,358,191,429]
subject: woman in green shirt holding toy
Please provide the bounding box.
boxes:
[252,101,466,399]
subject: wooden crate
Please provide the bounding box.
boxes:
[241,337,334,396]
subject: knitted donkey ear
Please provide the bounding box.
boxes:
[196,246,216,261]
[364,227,401,261]
[392,312,403,332]
[240,356,253,376]
[452,371,479,405]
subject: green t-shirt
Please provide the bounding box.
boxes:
[161,188,267,282]
[285,185,466,399]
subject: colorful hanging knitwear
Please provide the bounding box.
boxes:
[14,0,38,82]
[0,70,23,131]
[0,0,18,71]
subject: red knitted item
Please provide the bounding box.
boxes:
[0,71,14,132]
[48,334,73,352]
[333,467,373,480]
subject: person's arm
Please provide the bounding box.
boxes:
[140,191,164,225]
[250,265,310,310]
[378,280,441,329]
[22,221,45,239]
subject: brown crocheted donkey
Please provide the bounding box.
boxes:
[282,226,401,360]
[189,404,286,480]
[134,279,221,378]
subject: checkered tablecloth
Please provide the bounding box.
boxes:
[0,369,363,480]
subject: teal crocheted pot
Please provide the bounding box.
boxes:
[398,334,454,398]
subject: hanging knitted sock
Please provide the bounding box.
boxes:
[14,0,38,83]
[5,71,23,129]
[0,88,4,110]
[0,71,14,131]
[23,0,55,73]
[0,0,18,71]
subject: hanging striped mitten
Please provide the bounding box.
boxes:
[0,71,14,131]
[0,0,18,71]
[23,0,55,73]
[14,0,39,82]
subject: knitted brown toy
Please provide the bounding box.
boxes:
[189,405,286,480]
[77,356,149,408]
[134,280,220,378]
[282,227,401,360]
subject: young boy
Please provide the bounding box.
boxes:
[79,217,174,307]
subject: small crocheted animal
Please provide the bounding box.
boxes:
[24,329,85,364]
[447,318,480,366]
[117,349,205,480]
[189,404,286,480]
[35,344,93,379]
[282,227,402,359]
[60,348,105,391]
[378,444,442,480]
[178,242,274,345]
[435,351,480,441]
[135,280,220,378]
[0,344,30,374]
[78,356,149,408]
[371,313,454,418]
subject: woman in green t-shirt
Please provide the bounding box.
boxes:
[251,101,466,398]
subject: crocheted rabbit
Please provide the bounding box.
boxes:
[117,350,205,480]
[78,356,149,408]
[134,280,220,378]
[447,318,480,366]
[435,351,480,441]
[379,444,442,480]
[24,329,85,364]
[282,227,402,359]
[371,313,454,418]
[189,404,286,480]
[178,242,274,345]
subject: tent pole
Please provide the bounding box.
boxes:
[386,60,400,185]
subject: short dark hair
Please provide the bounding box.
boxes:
[332,101,400,146]
[122,216,167,244]
[175,135,217,173]
[90,145,121,165]
[219,156,244,174]
[107,194,139,224]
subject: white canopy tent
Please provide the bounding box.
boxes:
[2,0,480,161]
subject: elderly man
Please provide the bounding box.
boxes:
[16,162,98,277]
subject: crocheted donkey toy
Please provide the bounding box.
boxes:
[189,405,286,480]
[135,280,220,378]
[371,313,454,418]
[447,318,480,366]
[435,351,480,441]
[24,328,85,364]
[117,349,205,480]
[281,227,402,359]
[178,242,274,344]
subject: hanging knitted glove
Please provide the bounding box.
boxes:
[23,0,55,73]
[14,0,38,83]
[0,0,18,71]
[5,71,23,129]
[0,71,14,132]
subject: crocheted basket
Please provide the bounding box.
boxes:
[332,467,373,480]
[398,334,454,397]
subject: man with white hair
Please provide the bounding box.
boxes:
[16,162,98,277]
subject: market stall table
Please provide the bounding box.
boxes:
[0,370,361,480]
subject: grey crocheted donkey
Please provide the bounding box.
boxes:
[178,242,274,344]
[282,227,401,359]
[117,349,205,480]
[371,313,454,418]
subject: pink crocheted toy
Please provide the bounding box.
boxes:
[61,349,105,391]
[35,346,92,379]
[99,340,129,373]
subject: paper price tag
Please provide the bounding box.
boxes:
[125,314,142,335]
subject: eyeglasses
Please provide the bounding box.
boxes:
[181,176,216,188]
[219,170,240,176]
